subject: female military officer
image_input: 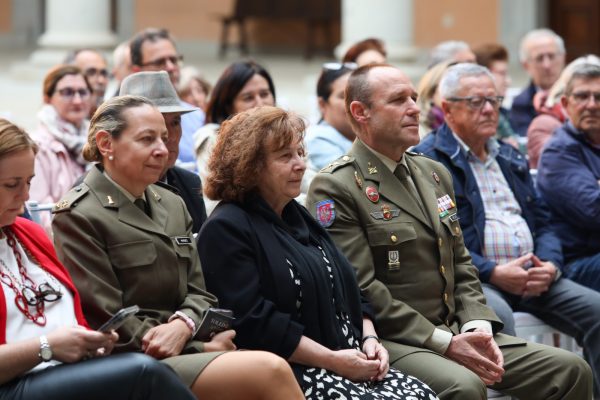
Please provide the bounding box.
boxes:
[51,95,303,400]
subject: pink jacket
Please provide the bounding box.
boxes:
[30,124,85,205]
[527,114,563,169]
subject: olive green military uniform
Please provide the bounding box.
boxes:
[307,140,592,399]
[52,166,223,386]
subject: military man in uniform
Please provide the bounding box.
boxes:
[306,63,592,399]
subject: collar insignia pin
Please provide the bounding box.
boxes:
[107,195,115,205]
[367,162,378,174]
[432,171,440,184]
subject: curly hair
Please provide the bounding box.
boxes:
[205,106,305,203]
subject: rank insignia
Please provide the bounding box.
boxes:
[367,162,378,174]
[107,195,115,205]
[432,171,440,184]
[365,186,380,203]
[316,199,336,227]
[388,250,401,270]
[354,171,363,189]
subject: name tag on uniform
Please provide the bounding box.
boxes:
[449,213,459,222]
[175,236,193,245]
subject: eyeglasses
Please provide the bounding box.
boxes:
[569,91,600,105]
[322,62,358,71]
[22,283,63,306]
[141,54,184,68]
[84,67,110,79]
[446,96,504,111]
[56,87,91,99]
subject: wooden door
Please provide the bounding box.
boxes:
[549,0,600,61]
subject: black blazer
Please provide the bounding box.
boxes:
[164,166,207,234]
[197,197,373,359]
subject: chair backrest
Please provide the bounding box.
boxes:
[26,201,55,225]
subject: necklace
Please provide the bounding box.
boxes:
[0,228,63,326]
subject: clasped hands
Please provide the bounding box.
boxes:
[327,338,389,382]
[490,253,556,297]
[445,328,504,385]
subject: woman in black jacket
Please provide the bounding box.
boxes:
[198,106,437,400]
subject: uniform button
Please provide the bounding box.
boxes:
[390,234,398,243]
[454,226,460,234]
[444,293,449,302]
[438,237,443,247]
[440,265,446,274]
[75,186,82,192]
[342,155,350,161]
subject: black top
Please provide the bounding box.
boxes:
[197,194,373,358]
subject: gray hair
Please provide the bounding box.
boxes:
[430,41,471,67]
[519,28,565,63]
[565,64,600,96]
[438,63,495,99]
[83,95,155,162]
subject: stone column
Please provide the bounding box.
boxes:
[31,0,117,64]
[336,0,417,62]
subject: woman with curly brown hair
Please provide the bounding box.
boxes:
[197,106,438,400]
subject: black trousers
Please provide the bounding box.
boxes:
[0,353,195,400]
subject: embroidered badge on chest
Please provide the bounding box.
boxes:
[316,199,336,227]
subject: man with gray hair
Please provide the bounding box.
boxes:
[509,28,566,135]
[429,40,476,68]
[415,62,600,394]
[308,63,592,399]
[65,48,110,117]
[538,64,600,295]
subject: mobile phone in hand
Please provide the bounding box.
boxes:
[98,305,140,332]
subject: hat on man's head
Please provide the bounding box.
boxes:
[119,71,197,114]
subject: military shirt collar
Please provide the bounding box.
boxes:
[360,140,408,174]
[102,171,147,202]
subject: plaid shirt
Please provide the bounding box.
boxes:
[453,135,534,265]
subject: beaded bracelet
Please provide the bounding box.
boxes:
[169,311,196,334]
[361,335,381,345]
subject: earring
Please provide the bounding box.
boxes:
[108,155,114,161]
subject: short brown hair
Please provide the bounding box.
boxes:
[205,106,305,203]
[473,43,509,69]
[0,118,38,160]
[83,95,155,162]
[43,64,92,99]
[344,63,390,132]
[342,38,386,64]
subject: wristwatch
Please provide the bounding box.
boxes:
[38,335,53,362]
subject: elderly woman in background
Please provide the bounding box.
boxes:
[178,66,212,113]
[51,96,304,400]
[342,38,387,66]
[197,106,438,400]
[417,60,455,137]
[30,65,91,208]
[306,62,356,171]
[0,118,197,400]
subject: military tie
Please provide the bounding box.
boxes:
[393,164,428,219]
[134,198,150,217]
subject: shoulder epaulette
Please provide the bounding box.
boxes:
[52,184,90,213]
[319,155,355,174]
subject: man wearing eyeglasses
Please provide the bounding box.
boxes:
[509,29,566,135]
[308,63,592,399]
[415,63,600,394]
[538,65,600,295]
[129,28,205,171]
[65,49,110,118]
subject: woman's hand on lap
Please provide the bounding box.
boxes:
[203,329,237,352]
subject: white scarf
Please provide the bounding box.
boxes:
[37,104,89,166]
